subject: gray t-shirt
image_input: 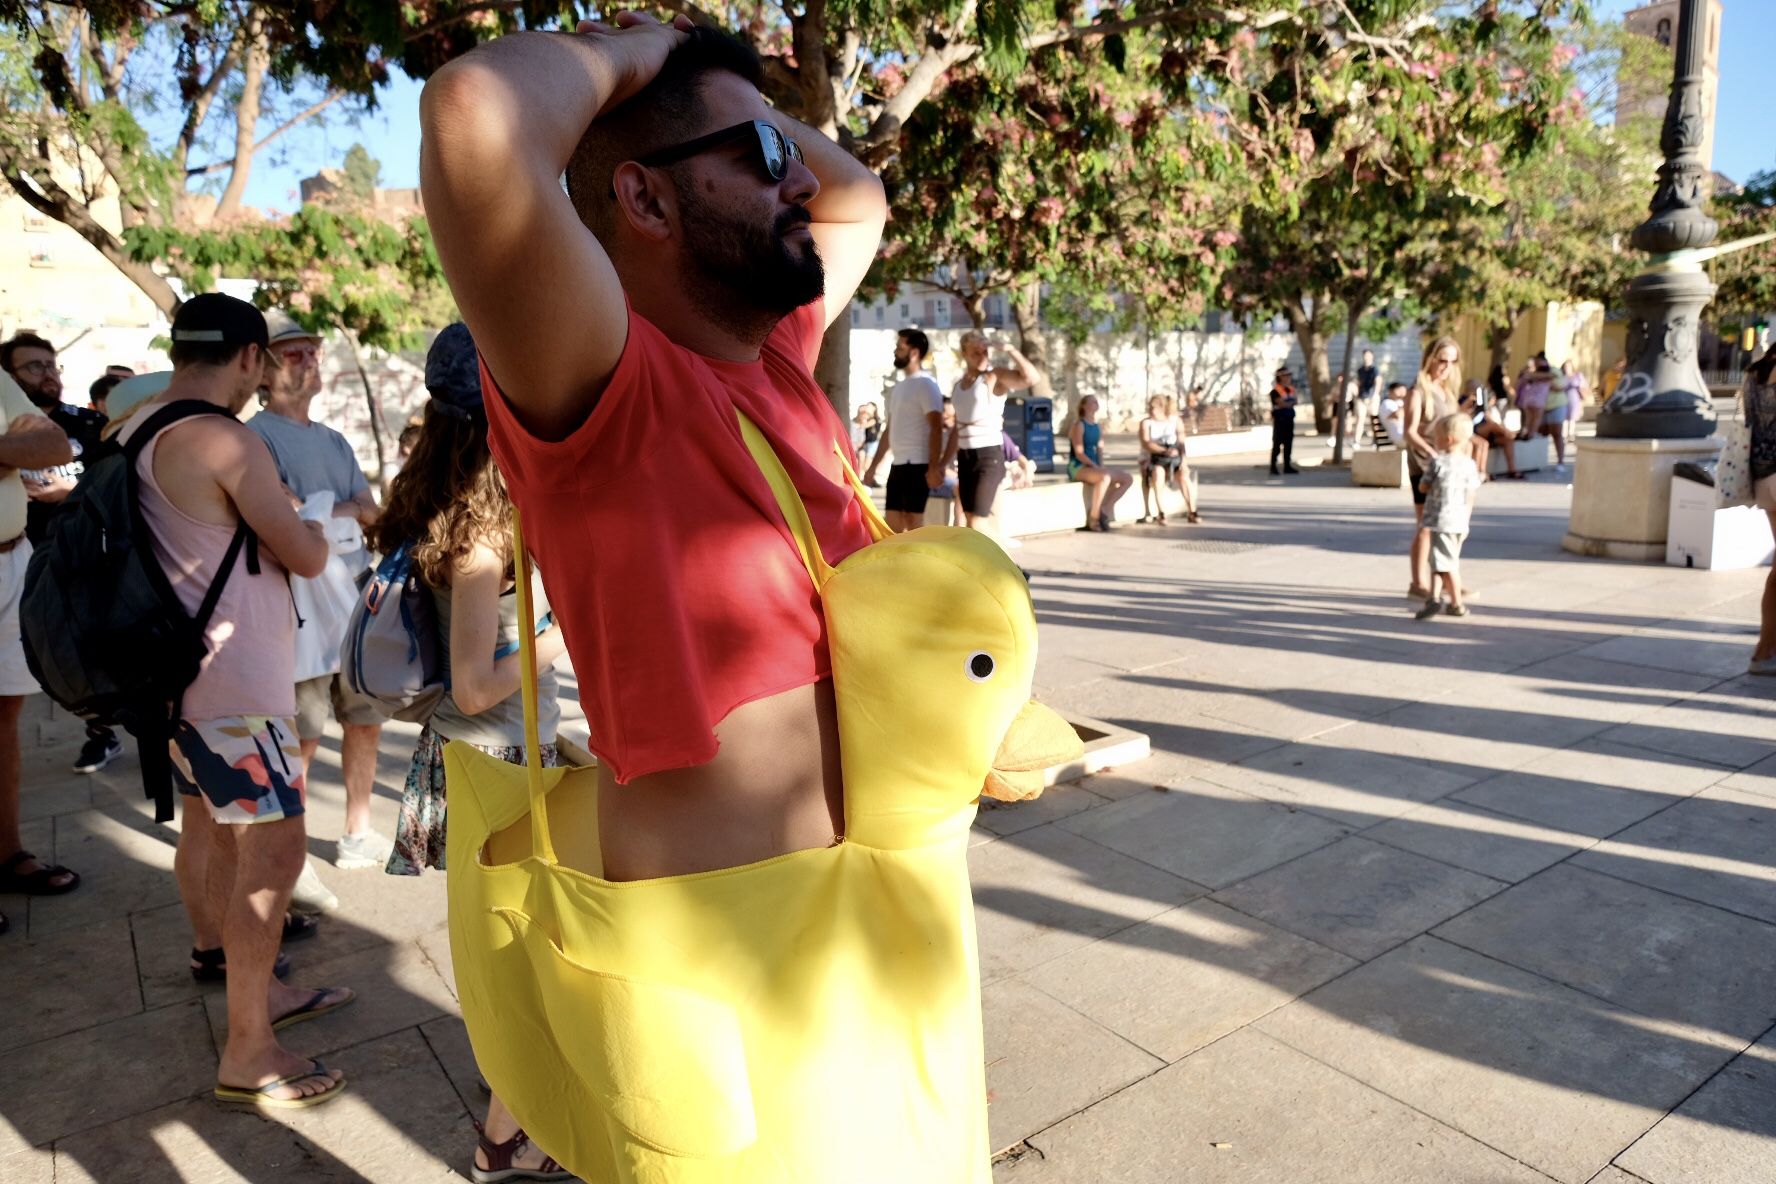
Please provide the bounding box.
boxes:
[248,410,372,571]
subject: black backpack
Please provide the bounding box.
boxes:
[22,400,260,822]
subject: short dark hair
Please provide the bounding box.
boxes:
[898,328,930,360]
[564,28,766,245]
[1388,381,1409,395]
[89,374,124,403]
[169,339,254,370]
[0,332,54,375]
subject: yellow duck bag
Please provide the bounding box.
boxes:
[444,411,1082,1183]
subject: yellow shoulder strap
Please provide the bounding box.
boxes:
[736,411,834,587]
[832,444,894,543]
[511,507,556,863]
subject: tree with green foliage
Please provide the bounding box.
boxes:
[1216,0,1585,435]
[341,143,382,200]
[1708,171,1776,339]
[1430,21,1664,375]
[128,206,453,483]
[0,0,579,316]
[868,25,1243,403]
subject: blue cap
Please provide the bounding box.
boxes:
[425,323,483,419]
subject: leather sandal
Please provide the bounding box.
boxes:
[470,1122,572,1183]
[0,850,79,895]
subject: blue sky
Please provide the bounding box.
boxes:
[237,2,1775,214]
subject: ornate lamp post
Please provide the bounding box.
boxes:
[1595,0,1716,440]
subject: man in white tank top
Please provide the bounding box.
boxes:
[134,295,355,1111]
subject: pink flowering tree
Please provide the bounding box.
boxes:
[1215,0,1587,436]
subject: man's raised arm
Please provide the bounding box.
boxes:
[785,115,887,330]
[419,17,690,441]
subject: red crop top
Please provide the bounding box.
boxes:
[481,300,875,783]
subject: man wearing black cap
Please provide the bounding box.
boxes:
[123,293,353,1109]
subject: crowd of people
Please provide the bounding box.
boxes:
[0,305,578,1174]
[860,327,1209,534]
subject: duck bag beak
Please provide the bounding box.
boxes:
[983,701,1084,803]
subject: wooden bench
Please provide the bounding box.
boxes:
[1369,412,1397,449]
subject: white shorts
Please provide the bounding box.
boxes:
[0,541,40,697]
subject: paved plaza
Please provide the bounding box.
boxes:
[3,437,1774,1183]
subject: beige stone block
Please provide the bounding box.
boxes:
[1565,435,1724,556]
[1350,447,1406,488]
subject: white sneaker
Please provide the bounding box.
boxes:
[290,859,339,913]
[1750,657,1776,677]
[335,829,394,870]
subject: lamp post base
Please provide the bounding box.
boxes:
[1562,435,1724,561]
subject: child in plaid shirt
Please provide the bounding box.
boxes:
[1415,413,1483,620]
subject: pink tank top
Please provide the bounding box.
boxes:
[126,415,297,721]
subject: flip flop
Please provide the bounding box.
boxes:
[272,986,356,1032]
[215,1060,347,1110]
[0,850,80,896]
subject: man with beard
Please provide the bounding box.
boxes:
[863,328,946,532]
[1,333,124,773]
[421,16,886,883]
[247,313,390,874]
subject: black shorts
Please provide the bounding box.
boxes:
[1408,457,1428,506]
[957,446,1006,517]
[1145,452,1182,474]
[885,462,934,515]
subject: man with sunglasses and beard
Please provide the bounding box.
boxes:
[421,12,937,1173]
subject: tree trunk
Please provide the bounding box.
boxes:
[1283,297,1334,434]
[214,12,269,221]
[813,308,852,422]
[1011,279,1063,417]
[961,289,988,330]
[2,171,181,315]
[342,328,391,494]
[1331,304,1364,465]
[1486,313,1518,377]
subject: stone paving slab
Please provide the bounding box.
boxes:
[0,1000,217,1157]
[0,916,141,1053]
[968,824,1204,984]
[1434,863,1776,1040]
[1198,743,1480,828]
[1021,898,1356,1062]
[1212,836,1506,961]
[1056,777,1350,890]
[1004,1028,1552,1184]
[1571,785,1776,925]
[1615,1027,1776,1184]
[1447,739,1726,839]
[1257,936,1742,1184]
[1361,798,1593,882]
[982,978,1162,1154]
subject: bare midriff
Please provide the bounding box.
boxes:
[594,679,843,882]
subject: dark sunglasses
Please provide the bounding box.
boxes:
[635,119,804,182]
